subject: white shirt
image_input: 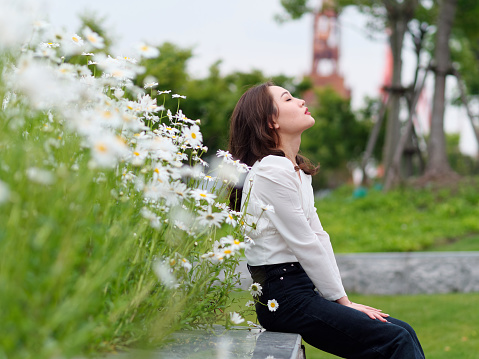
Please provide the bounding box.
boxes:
[242,155,346,301]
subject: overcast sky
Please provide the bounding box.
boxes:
[42,0,477,154]
[43,0,391,107]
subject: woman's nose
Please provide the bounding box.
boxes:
[299,99,305,107]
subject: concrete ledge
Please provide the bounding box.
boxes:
[337,251,479,295]
[237,252,479,295]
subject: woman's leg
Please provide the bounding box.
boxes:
[251,263,425,359]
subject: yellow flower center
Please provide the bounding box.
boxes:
[200,193,207,198]
[96,143,107,152]
[87,35,97,43]
[234,239,240,245]
[72,36,79,43]
[154,168,160,174]
[191,133,197,139]
[134,151,140,156]
[224,249,232,254]
[141,45,149,52]
[270,302,276,308]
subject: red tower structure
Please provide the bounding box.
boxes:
[305,1,350,102]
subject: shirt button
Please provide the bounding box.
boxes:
[280,277,283,280]
[283,268,287,271]
[291,264,294,266]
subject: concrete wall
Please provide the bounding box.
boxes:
[237,252,479,295]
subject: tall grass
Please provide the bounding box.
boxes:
[0,20,248,359]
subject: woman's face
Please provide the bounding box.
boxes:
[268,85,315,137]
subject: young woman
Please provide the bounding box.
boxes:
[229,82,425,359]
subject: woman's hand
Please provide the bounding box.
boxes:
[336,296,389,322]
[346,302,389,322]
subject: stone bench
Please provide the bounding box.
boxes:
[154,325,305,359]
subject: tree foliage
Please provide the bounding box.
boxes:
[301,87,373,187]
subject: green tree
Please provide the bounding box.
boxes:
[135,42,193,112]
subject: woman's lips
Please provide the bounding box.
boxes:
[305,107,311,115]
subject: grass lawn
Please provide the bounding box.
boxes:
[315,183,479,253]
[228,291,479,359]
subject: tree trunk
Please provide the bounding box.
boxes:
[382,0,418,182]
[425,0,458,177]
[382,18,405,179]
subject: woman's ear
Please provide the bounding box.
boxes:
[268,121,280,130]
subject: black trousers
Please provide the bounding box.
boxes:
[248,262,425,359]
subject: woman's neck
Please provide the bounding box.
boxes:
[278,135,301,166]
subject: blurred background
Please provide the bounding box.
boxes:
[44,0,479,189]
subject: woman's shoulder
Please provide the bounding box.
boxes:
[255,155,295,172]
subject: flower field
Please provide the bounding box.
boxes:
[0,5,254,358]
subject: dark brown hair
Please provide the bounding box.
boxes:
[229,81,318,174]
[228,82,318,210]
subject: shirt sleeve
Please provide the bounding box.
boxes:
[309,209,343,286]
[253,163,346,301]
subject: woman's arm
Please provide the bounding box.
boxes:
[253,166,346,301]
[309,211,343,285]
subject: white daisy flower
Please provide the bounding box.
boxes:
[190,189,216,204]
[267,299,279,312]
[248,283,263,297]
[136,43,159,58]
[220,247,235,259]
[140,207,161,229]
[83,27,105,49]
[89,134,129,168]
[197,208,226,228]
[260,202,275,213]
[153,260,177,289]
[144,82,158,89]
[119,55,138,64]
[245,300,255,308]
[230,238,245,251]
[216,162,240,184]
[130,147,148,166]
[70,33,84,46]
[180,258,192,272]
[244,235,255,246]
[182,124,203,147]
[137,93,161,113]
[229,312,244,325]
[247,321,265,333]
[172,94,186,99]
[217,149,233,162]
[225,212,237,227]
